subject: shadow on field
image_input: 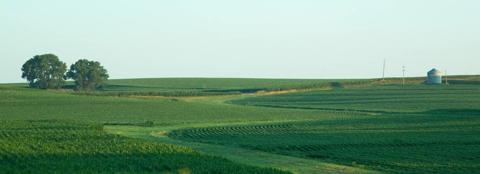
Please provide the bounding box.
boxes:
[447,80,480,85]
[204,88,267,94]
[421,109,480,116]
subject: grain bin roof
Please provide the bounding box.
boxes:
[428,68,443,76]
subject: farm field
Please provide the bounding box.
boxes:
[170,84,480,173]
[1,76,479,173]
[0,120,285,174]
[230,85,480,113]
[99,75,480,96]
[170,114,480,173]
[0,84,345,123]
[4,1,480,173]
[99,78,368,96]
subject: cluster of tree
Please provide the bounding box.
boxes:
[21,54,109,91]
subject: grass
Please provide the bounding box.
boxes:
[0,79,363,174]
[105,124,381,174]
[170,83,480,174]
[0,120,287,174]
[0,85,351,124]
[169,115,480,173]
[1,76,479,173]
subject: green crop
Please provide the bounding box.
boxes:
[172,84,480,174]
[0,120,287,174]
[2,76,480,173]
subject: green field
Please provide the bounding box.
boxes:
[230,85,480,113]
[98,78,370,96]
[0,120,285,174]
[1,77,479,173]
[174,85,480,173]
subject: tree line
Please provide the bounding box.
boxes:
[21,54,109,91]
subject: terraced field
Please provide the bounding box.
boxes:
[0,120,287,174]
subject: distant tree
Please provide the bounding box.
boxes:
[21,54,67,89]
[66,59,109,91]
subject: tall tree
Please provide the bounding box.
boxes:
[21,54,67,89]
[66,59,109,91]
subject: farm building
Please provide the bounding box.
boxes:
[427,68,443,84]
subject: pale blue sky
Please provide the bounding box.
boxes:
[1,0,479,83]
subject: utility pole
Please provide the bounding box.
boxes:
[382,59,386,82]
[445,69,448,85]
[402,66,406,86]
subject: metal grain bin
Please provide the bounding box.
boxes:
[427,68,443,84]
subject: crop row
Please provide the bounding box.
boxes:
[230,85,480,113]
[0,120,288,174]
[170,115,480,174]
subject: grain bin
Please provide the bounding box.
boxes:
[427,68,443,84]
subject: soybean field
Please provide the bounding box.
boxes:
[171,84,480,173]
[170,114,480,173]
[0,120,287,174]
[1,76,480,173]
[99,78,368,96]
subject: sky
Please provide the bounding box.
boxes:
[1,0,479,83]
